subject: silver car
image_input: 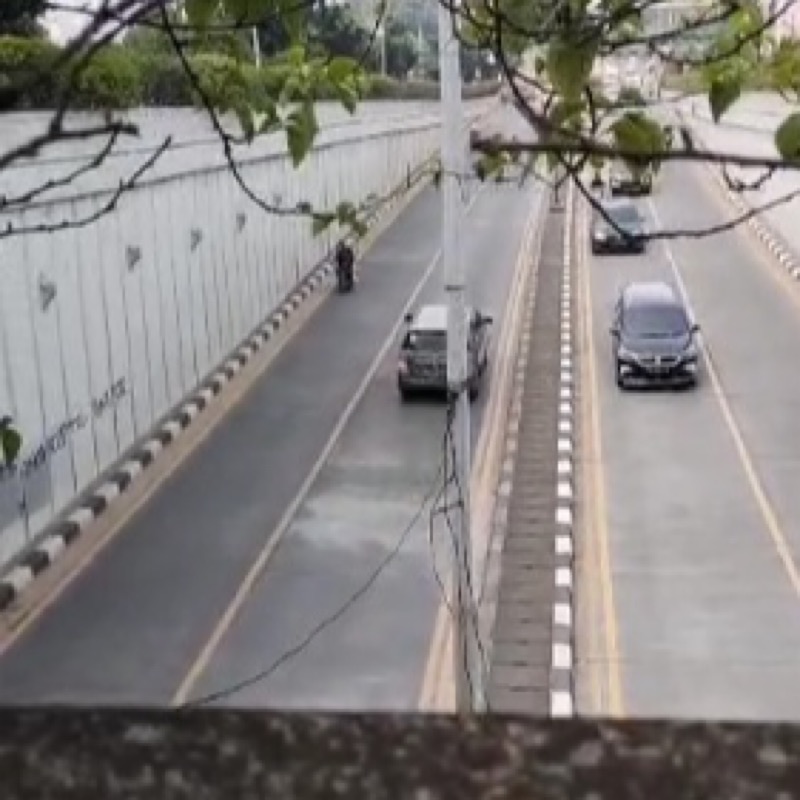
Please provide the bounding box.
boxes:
[397,304,492,401]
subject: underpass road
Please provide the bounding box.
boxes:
[0,106,539,707]
[578,161,800,721]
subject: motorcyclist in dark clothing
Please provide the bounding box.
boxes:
[334,239,355,291]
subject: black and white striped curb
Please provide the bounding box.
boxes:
[680,109,800,281]
[0,260,340,613]
[552,181,576,718]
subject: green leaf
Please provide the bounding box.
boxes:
[185,0,219,28]
[351,218,368,238]
[334,82,358,115]
[312,214,336,236]
[286,101,318,166]
[336,201,356,220]
[328,56,356,84]
[611,111,663,154]
[1,424,21,465]
[234,101,255,142]
[588,153,605,171]
[225,0,270,23]
[708,74,742,123]
[475,151,505,181]
[546,37,597,101]
[775,112,800,162]
[281,1,306,40]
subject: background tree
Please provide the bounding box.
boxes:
[0,0,46,37]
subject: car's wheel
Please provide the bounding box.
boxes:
[591,241,600,255]
[468,376,480,401]
[399,384,411,402]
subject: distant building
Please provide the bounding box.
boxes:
[640,0,723,60]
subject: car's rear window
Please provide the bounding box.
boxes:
[623,303,688,337]
[605,204,640,225]
[405,331,446,351]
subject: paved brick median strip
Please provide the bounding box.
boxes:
[486,183,576,717]
[678,107,800,281]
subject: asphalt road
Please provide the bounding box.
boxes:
[0,105,540,708]
[577,160,800,721]
[683,107,800,266]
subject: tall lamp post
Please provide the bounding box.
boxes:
[437,0,485,713]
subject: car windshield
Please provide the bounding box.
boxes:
[623,303,689,338]
[405,331,446,351]
[604,204,640,226]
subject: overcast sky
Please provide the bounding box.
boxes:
[44,0,100,44]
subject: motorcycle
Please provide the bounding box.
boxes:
[336,261,354,292]
[334,245,355,293]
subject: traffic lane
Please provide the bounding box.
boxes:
[187,181,539,709]
[583,198,800,720]
[683,115,800,260]
[653,162,800,571]
[0,184,451,705]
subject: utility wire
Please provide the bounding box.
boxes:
[180,457,446,709]
[443,398,492,708]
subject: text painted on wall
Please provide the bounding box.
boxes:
[0,377,128,484]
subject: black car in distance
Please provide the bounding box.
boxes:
[609,161,652,196]
[610,281,700,389]
[591,200,646,255]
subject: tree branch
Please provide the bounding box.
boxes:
[0,137,172,239]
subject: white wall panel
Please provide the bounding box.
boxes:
[27,211,69,529]
[92,210,135,458]
[56,203,99,496]
[139,190,169,422]
[185,175,212,381]
[122,191,155,440]
[215,172,238,351]
[170,177,198,395]
[5,220,50,539]
[0,230,28,563]
[73,200,116,478]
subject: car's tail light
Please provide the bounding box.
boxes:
[398,359,409,374]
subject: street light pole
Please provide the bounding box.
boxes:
[252,27,262,68]
[437,0,485,713]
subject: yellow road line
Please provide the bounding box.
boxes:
[575,201,603,716]
[578,194,625,717]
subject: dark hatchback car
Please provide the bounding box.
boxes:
[611,282,700,389]
[591,200,646,255]
[609,162,652,196]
